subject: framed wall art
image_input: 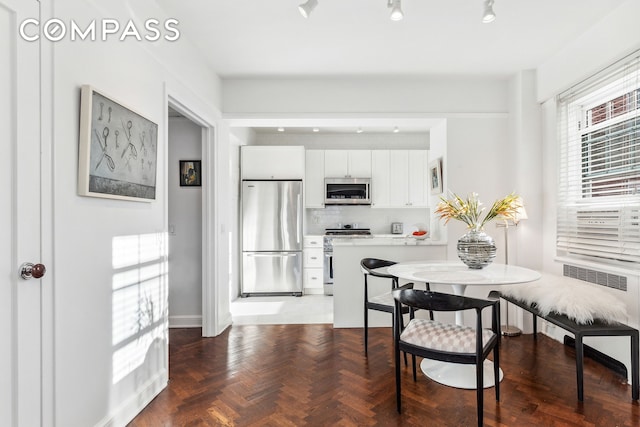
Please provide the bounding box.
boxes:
[179,160,202,187]
[429,158,443,195]
[78,85,158,202]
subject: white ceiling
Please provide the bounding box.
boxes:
[156,0,626,78]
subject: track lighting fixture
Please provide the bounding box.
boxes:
[482,0,496,23]
[298,0,318,18]
[297,1,495,22]
[388,0,403,21]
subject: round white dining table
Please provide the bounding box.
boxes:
[387,260,541,389]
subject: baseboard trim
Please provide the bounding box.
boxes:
[95,369,168,427]
[563,335,628,378]
[169,315,202,328]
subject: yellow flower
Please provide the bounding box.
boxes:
[436,192,521,230]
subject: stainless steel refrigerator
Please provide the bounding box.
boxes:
[241,180,303,296]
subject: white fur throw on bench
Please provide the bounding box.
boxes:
[502,275,628,325]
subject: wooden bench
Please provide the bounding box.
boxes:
[489,290,639,402]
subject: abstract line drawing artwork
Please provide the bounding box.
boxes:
[78,85,158,202]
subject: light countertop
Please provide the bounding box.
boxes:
[331,235,447,246]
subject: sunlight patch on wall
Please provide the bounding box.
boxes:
[112,233,165,269]
[111,233,168,385]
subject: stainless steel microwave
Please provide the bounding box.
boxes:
[325,178,371,205]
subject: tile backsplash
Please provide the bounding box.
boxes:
[305,205,430,235]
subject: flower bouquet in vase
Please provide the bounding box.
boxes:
[435,192,521,269]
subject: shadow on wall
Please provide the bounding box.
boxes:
[111,233,168,385]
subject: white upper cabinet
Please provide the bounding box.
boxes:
[371,150,391,208]
[407,150,428,207]
[305,150,325,208]
[373,149,428,208]
[241,146,305,180]
[324,150,371,178]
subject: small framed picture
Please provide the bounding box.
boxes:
[429,158,443,195]
[179,160,202,187]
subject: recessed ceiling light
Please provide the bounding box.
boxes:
[277,127,285,132]
[356,127,363,134]
[393,127,400,133]
[313,127,320,132]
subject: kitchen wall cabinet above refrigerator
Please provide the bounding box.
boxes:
[241,145,305,180]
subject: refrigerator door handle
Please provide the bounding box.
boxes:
[296,193,301,245]
[245,252,297,257]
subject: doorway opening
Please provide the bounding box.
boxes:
[167,105,206,332]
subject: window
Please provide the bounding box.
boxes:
[557,52,640,264]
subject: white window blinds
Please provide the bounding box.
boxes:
[557,51,640,264]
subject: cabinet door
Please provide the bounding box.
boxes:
[303,235,323,248]
[389,150,409,207]
[304,248,324,268]
[324,150,349,177]
[305,150,325,208]
[371,150,390,208]
[347,150,372,178]
[241,146,305,179]
[304,268,324,290]
[407,150,428,207]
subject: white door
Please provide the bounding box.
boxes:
[0,0,51,425]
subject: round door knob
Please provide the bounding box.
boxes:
[20,262,46,280]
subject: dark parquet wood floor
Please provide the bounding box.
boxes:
[129,325,640,427]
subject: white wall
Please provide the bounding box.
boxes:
[427,121,447,241]
[507,70,543,270]
[168,118,203,327]
[50,0,225,426]
[228,133,245,302]
[253,132,429,150]
[537,1,640,102]
[222,76,508,114]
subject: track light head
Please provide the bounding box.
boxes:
[299,0,318,18]
[482,0,496,23]
[388,0,403,21]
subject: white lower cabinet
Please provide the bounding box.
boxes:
[303,268,324,293]
[303,236,324,295]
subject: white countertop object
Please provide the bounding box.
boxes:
[331,235,446,246]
